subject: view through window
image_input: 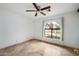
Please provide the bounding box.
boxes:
[43,17,63,40]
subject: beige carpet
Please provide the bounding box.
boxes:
[0,39,75,56]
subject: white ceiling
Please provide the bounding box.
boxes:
[0,3,79,19]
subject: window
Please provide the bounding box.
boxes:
[43,17,63,40]
[44,22,60,39]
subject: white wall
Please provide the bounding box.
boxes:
[0,5,35,48]
[0,4,79,49]
[34,12,79,48]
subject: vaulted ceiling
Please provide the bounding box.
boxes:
[0,3,79,19]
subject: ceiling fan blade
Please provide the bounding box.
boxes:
[35,12,38,16]
[40,12,46,15]
[26,10,36,12]
[32,3,39,11]
[41,6,50,11]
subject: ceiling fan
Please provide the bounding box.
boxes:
[26,3,51,16]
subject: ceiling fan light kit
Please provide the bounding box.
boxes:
[26,3,51,16]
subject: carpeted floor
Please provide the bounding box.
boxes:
[0,39,76,56]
